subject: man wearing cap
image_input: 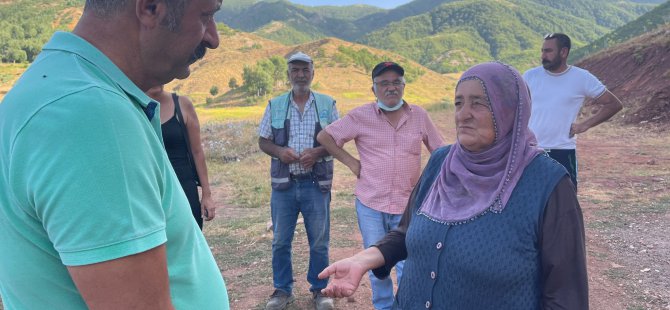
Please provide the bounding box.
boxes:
[258,51,338,310]
[524,33,622,188]
[317,61,444,310]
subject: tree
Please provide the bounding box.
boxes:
[209,85,219,96]
[242,65,273,97]
[228,77,239,89]
[6,48,27,63]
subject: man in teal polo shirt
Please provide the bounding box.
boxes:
[0,0,229,309]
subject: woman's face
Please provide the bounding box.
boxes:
[454,79,496,152]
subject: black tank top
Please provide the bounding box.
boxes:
[161,106,193,180]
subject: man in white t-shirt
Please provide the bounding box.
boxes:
[524,33,622,188]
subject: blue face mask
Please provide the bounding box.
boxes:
[377,99,404,111]
[374,83,404,111]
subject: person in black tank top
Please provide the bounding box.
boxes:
[147,85,216,230]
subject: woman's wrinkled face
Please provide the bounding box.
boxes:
[454,79,496,153]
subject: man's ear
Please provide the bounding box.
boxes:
[560,47,569,59]
[136,0,165,28]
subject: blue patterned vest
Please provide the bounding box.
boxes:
[394,146,566,310]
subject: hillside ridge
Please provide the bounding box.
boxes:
[576,25,670,128]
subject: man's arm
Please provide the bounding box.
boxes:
[67,245,174,310]
[316,130,360,177]
[421,110,446,153]
[571,90,623,136]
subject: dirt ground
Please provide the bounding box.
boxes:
[214,122,670,310]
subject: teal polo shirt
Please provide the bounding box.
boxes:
[0,32,229,309]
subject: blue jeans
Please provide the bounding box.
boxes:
[356,199,404,310]
[271,179,331,293]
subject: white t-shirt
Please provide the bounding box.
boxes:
[523,65,606,149]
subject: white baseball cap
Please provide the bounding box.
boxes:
[287,51,313,64]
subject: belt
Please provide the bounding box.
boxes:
[290,173,313,181]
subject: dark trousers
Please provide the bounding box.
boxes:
[546,149,578,188]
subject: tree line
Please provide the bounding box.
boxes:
[0,0,79,63]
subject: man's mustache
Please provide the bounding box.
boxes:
[188,43,207,64]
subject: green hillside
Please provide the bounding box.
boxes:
[303,4,383,21]
[216,0,659,73]
[528,0,655,28]
[352,0,457,37]
[217,0,657,40]
[220,0,364,42]
[361,0,612,72]
[572,0,670,61]
[253,21,324,45]
[0,0,82,63]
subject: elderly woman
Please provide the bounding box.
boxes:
[318,62,588,309]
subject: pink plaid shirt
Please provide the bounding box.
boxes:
[325,102,444,214]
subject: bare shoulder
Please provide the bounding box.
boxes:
[178,95,197,114]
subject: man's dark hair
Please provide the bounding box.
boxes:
[85,0,187,31]
[544,33,571,54]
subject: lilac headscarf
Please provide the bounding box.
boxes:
[419,62,543,224]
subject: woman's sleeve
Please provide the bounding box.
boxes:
[370,186,417,279]
[541,176,589,309]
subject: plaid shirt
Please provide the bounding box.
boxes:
[325,102,444,214]
[259,92,339,175]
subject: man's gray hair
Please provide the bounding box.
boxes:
[85,0,188,31]
[84,0,129,17]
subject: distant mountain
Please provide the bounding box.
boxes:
[360,0,614,72]
[576,24,669,128]
[220,0,361,40]
[352,0,455,38]
[217,0,461,40]
[215,0,660,73]
[572,0,670,61]
[628,0,667,3]
[253,21,325,45]
[303,4,384,21]
[527,0,655,28]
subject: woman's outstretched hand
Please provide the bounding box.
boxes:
[318,247,386,298]
[318,257,367,298]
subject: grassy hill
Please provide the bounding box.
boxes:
[219,0,358,41]
[167,31,458,123]
[216,0,659,73]
[572,0,670,61]
[360,0,613,73]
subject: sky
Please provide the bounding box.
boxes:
[287,0,413,9]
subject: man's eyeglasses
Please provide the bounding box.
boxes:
[374,80,405,88]
[544,33,556,39]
